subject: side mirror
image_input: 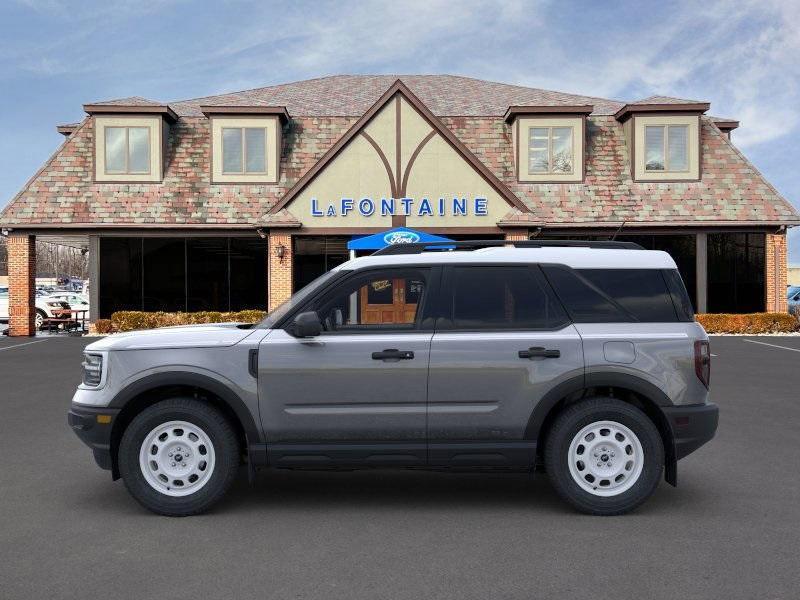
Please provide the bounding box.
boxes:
[291,311,322,338]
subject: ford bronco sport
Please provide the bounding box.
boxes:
[68,240,718,516]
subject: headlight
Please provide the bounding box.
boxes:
[82,353,104,386]
[46,301,61,307]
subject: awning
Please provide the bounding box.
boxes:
[347,227,454,251]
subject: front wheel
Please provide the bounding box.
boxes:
[118,398,240,516]
[545,397,664,515]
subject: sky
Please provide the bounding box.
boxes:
[1,0,798,260]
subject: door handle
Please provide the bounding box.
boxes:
[371,348,415,360]
[518,347,560,359]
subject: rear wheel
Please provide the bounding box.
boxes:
[118,398,239,516]
[35,309,46,329]
[545,397,664,515]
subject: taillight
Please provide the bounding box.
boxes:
[694,340,710,389]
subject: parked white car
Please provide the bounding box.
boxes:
[0,288,73,329]
[47,292,90,312]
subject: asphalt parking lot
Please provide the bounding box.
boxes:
[1,335,798,599]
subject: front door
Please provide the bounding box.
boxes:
[258,266,438,467]
[426,265,584,467]
[360,278,421,324]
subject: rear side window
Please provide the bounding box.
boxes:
[663,269,695,321]
[445,266,568,330]
[542,266,627,322]
[543,266,681,323]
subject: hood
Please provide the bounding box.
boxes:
[86,322,257,351]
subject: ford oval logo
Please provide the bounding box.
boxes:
[384,231,421,245]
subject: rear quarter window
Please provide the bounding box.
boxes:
[542,266,682,323]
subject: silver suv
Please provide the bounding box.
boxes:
[68,240,718,516]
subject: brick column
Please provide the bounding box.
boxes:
[504,229,529,242]
[8,234,36,336]
[268,231,293,311]
[765,233,788,313]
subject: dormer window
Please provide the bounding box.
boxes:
[201,106,289,184]
[644,124,688,172]
[528,126,574,174]
[105,126,151,174]
[505,105,590,184]
[222,127,268,174]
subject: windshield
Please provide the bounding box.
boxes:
[260,269,342,328]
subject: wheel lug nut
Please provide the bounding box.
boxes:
[171,462,176,466]
[181,463,186,467]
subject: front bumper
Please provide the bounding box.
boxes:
[68,404,120,471]
[663,402,719,460]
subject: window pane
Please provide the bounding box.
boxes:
[127,127,150,173]
[313,269,428,330]
[645,126,665,171]
[244,128,266,173]
[187,238,229,312]
[667,125,688,171]
[543,266,627,323]
[551,127,573,173]
[230,237,268,311]
[222,128,243,173]
[528,128,549,173]
[104,127,127,173]
[142,238,186,312]
[577,269,678,322]
[450,267,568,330]
[99,237,142,317]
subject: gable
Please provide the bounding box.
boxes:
[274,83,527,229]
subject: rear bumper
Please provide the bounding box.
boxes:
[68,404,120,471]
[663,402,719,460]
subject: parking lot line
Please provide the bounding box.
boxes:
[742,338,800,353]
[0,339,49,352]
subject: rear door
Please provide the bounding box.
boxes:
[258,266,437,467]
[427,265,584,467]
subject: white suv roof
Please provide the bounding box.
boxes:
[340,246,677,271]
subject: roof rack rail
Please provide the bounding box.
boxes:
[372,239,644,256]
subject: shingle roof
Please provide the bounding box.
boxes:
[631,95,707,105]
[168,74,626,117]
[86,96,164,107]
[1,75,795,229]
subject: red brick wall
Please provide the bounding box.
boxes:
[268,231,293,311]
[504,230,529,241]
[7,234,35,336]
[765,233,788,312]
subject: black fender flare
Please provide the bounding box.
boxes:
[109,371,262,444]
[524,372,678,485]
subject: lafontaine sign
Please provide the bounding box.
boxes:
[310,196,489,218]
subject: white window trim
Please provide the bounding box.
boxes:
[517,116,584,183]
[633,114,700,182]
[94,115,163,183]
[211,116,279,184]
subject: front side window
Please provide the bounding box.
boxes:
[528,126,573,174]
[445,266,568,330]
[222,127,267,174]
[104,126,150,174]
[310,268,430,332]
[645,125,689,172]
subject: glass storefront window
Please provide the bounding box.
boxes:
[98,237,267,318]
[707,233,765,313]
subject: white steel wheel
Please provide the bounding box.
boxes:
[567,420,644,497]
[138,420,216,497]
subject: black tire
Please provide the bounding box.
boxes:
[544,397,664,515]
[118,398,240,516]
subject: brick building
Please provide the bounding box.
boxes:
[1,75,797,335]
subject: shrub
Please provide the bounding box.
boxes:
[93,319,114,334]
[110,310,267,332]
[696,312,799,334]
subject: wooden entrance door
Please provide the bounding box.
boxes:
[360,277,420,324]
